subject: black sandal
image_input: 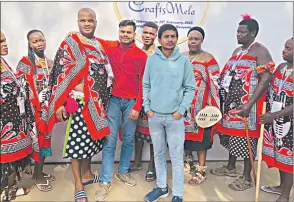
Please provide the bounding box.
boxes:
[228,176,253,191]
[82,175,99,186]
[145,171,156,182]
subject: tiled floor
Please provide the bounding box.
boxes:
[13,161,290,202]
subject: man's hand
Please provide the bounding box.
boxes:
[260,112,276,124]
[56,106,67,122]
[173,112,183,120]
[229,103,252,118]
[129,109,139,120]
[146,110,154,118]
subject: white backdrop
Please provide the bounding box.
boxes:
[1,1,293,162]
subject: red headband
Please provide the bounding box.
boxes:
[241,14,252,20]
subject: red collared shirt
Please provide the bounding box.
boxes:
[97,38,147,112]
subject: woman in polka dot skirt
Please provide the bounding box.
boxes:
[63,94,106,160]
[1,31,39,202]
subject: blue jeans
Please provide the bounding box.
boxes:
[148,112,185,197]
[100,96,138,183]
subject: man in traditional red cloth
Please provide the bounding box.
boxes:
[210,14,275,191]
[48,8,113,202]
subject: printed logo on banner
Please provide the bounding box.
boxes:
[113,1,210,44]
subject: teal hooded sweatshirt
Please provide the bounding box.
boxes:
[142,46,196,115]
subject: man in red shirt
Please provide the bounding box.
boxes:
[95,20,147,201]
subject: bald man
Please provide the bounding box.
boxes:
[65,10,147,202]
[48,8,113,202]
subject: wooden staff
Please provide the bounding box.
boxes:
[244,117,257,185]
[255,102,267,202]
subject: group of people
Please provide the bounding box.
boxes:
[0,7,292,202]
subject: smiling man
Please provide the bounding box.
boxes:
[142,24,196,202]
[95,20,147,202]
[48,8,113,202]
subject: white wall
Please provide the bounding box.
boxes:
[1,1,292,162]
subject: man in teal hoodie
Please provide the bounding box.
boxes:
[143,24,196,202]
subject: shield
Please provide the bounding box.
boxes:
[195,106,222,128]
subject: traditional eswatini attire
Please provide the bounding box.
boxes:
[47,33,113,160]
[218,53,275,159]
[184,56,220,150]
[135,44,156,143]
[183,55,220,184]
[16,56,52,157]
[262,65,293,173]
[1,58,39,202]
